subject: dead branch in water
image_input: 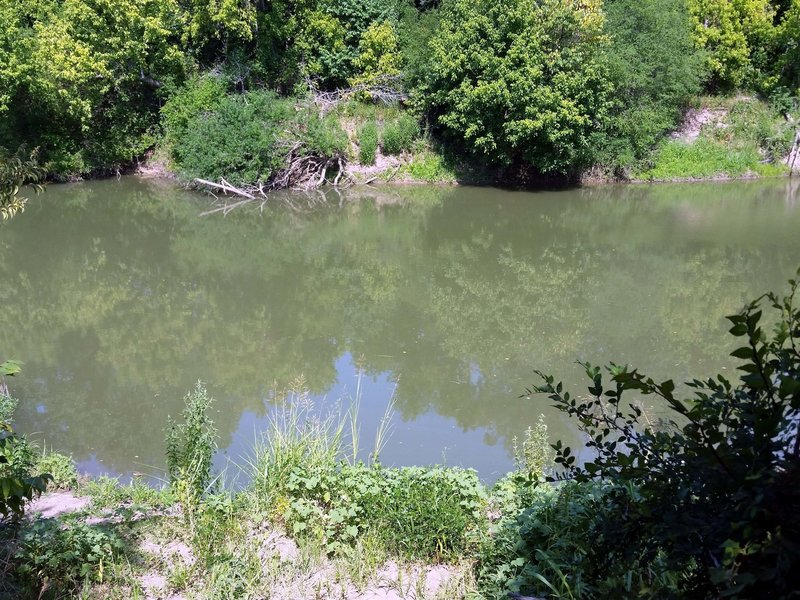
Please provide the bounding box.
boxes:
[195,178,256,199]
[194,145,356,215]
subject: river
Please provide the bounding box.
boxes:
[2,177,799,481]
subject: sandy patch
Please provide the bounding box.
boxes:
[671,107,728,143]
[27,492,90,518]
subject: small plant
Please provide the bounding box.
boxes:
[381,114,420,155]
[512,414,553,482]
[166,382,217,507]
[15,521,124,596]
[358,121,379,165]
[0,366,50,519]
[37,450,78,490]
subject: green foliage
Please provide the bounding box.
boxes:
[0,148,45,221]
[422,0,612,173]
[280,463,486,560]
[687,0,774,89]
[248,392,485,560]
[166,382,217,504]
[399,150,456,182]
[0,0,187,176]
[171,91,292,185]
[295,10,351,84]
[14,520,124,596]
[166,89,347,185]
[350,21,403,88]
[775,0,800,93]
[36,452,78,491]
[160,74,228,149]
[512,415,553,482]
[358,121,379,165]
[640,137,785,179]
[0,367,49,520]
[381,114,420,155]
[639,97,792,179]
[592,0,707,170]
[524,271,800,598]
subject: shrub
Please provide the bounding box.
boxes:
[15,521,124,596]
[591,0,707,170]
[36,451,78,491]
[170,91,293,185]
[381,114,419,155]
[166,382,217,505]
[296,109,349,158]
[160,74,228,150]
[358,121,379,165]
[522,270,800,598]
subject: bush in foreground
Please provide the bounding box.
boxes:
[483,270,800,598]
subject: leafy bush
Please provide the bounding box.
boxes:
[381,114,420,155]
[165,89,348,185]
[281,462,486,560]
[166,382,217,505]
[170,91,293,185]
[591,0,707,170]
[160,74,228,149]
[295,109,350,159]
[0,0,187,176]
[15,521,124,596]
[422,0,612,173]
[358,121,379,165]
[519,270,800,598]
[35,451,78,491]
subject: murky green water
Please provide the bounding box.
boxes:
[2,177,799,481]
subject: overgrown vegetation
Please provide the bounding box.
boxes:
[639,96,795,179]
[1,0,798,184]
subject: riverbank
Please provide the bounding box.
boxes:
[1,390,545,600]
[136,94,797,196]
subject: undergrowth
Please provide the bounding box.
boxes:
[638,97,793,180]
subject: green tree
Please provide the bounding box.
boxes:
[687,0,776,89]
[350,21,403,88]
[0,0,187,175]
[592,0,707,169]
[421,0,613,173]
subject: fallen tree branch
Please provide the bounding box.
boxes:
[194,178,256,199]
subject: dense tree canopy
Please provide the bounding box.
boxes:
[0,0,798,178]
[421,0,613,173]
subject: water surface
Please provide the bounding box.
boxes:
[2,177,799,481]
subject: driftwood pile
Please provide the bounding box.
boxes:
[195,147,356,216]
